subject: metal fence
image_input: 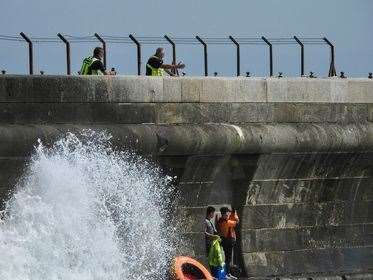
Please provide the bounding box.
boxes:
[0,33,336,77]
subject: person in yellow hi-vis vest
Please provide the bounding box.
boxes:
[146,48,185,76]
[80,47,116,76]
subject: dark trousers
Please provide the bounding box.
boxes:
[221,237,235,274]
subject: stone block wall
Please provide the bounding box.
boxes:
[0,75,372,279]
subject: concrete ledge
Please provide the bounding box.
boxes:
[242,275,373,280]
[0,102,368,124]
[344,274,373,279]
[267,78,373,103]
[0,123,371,157]
[0,75,372,104]
[243,247,373,277]
[241,224,373,253]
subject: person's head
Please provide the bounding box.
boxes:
[206,206,215,219]
[155,47,165,59]
[220,207,230,219]
[93,47,104,60]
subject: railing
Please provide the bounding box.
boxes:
[0,33,337,77]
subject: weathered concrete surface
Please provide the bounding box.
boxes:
[0,75,372,103]
[0,123,370,157]
[0,75,372,279]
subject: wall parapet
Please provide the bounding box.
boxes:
[0,75,372,104]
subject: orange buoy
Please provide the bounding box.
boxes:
[171,256,213,280]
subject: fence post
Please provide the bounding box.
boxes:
[262,36,273,77]
[323,37,336,77]
[229,36,240,76]
[94,33,107,68]
[164,35,177,75]
[20,32,33,75]
[57,33,71,75]
[294,36,304,76]
[196,36,208,76]
[129,34,141,75]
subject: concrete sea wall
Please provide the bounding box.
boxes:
[0,75,372,279]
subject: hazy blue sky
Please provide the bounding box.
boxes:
[0,0,372,77]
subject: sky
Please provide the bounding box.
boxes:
[0,0,372,77]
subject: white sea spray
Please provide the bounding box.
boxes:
[0,130,177,280]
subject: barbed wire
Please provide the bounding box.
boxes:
[0,35,23,42]
[0,33,337,77]
[0,34,328,45]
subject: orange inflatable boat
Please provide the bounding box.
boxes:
[171,256,213,280]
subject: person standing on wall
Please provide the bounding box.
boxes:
[80,47,115,75]
[146,47,185,76]
[217,207,239,279]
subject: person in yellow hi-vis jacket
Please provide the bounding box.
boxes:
[80,47,116,75]
[146,48,185,76]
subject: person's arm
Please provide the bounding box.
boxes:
[234,212,239,224]
[160,62,185,70]
[103,66,116,75]
[204,220,219,240]
[91,60,113,75]
[226,219,238,227]
[205,231,219,240]
[229,208,239,222]
[227,210,239,228]
[164,69,175,76]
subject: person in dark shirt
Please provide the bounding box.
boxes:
[146,47,185,76]
[88,47,115,75]
[205,206,220,255]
